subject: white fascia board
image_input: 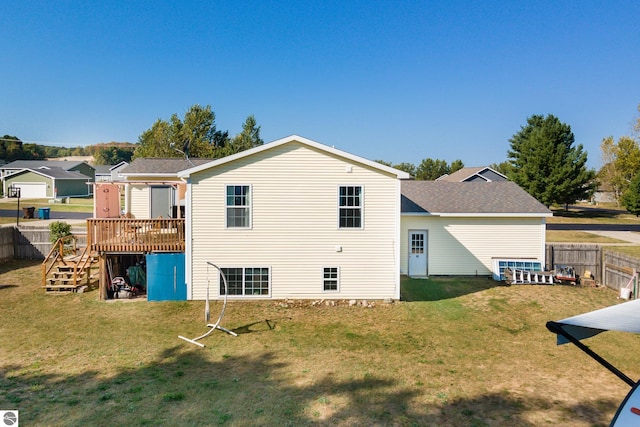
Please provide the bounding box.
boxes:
[178,135,411,179]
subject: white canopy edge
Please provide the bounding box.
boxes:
[551,299,640,345]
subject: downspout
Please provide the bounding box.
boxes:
[183,176,192,300]
[394,179,402,300]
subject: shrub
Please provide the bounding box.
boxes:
[49,221,72,243]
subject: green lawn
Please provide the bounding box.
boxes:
[549,203,640,224]
[1,262,637,426]
[0,197,93,213]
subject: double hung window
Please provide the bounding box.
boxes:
[323,267,339,292]
[226,185,251,228]
[339,185,362,228]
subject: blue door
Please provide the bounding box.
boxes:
[146,253,186,301]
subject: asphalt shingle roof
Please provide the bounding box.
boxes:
[9,167,89,180]
[401,180,551,215]
[3,160,93,171]
[121,158,213,175]
[436,166,506,182]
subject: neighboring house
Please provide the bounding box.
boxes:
[2,167,92,198]
[436,166,507,182]
[94,161,129,182]
[1,160,95,180]
[119,158,212,218]
[178,135,411,301]
[1,160,95,198]
[400,181,551,279]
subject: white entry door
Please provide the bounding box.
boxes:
[408,230,428,277]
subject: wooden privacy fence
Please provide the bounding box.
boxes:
[0,225,87,260]
[546,243,601,280]
[603,251,640,294]
[0,227,14,260]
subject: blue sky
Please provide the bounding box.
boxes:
[1,1,638,169]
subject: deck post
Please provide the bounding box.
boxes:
[99,254,107,300]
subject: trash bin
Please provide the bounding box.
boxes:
[23,207,35,219]
[38,207,51,220]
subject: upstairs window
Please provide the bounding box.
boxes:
[339,185,362,228]
[226,185,251,228]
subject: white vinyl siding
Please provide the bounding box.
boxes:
[400,216,546,276]
[129,185,150,219]
[188,142,401,300]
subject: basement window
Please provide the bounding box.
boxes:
[220,267,270,296]
[323,267,339,291]
[493,259,542,281]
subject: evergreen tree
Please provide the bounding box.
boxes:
[622,172,640,216]
[508,114,595,207]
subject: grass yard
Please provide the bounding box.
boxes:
[0,197,94,213]
[1,262,639,426]
[545,230,628,244]
[549,204,640,225]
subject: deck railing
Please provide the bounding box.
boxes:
[87,218,185,253]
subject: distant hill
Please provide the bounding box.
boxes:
[46,155,95,163]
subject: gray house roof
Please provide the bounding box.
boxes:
[7,167,90,180]
[2,160,95,172]
[401,180,552,216]
[121,158,213,177]
[436,167,507,182]
[94,165,113,174]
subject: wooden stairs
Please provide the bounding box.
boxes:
[44,254,99,292]
[42,236,99,293]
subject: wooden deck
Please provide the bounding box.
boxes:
[87,218,185,253]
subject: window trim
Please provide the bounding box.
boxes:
[337,185,363,229]
[220,266,271,298]
[225,184,252,229]
[322,266,340,292]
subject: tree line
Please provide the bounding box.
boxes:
[5,103,640,213]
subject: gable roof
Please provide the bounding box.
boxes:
[6,167,90,181]
[178,135,412,179]
[436,167,507,182]
[2,160,95,172]
[94,161,129,175]
[120,158,213,177]
[401,181,552,216]
[94,165,113,174]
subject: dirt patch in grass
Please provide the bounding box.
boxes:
[1,264,637,426]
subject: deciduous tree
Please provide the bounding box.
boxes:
[133,104,256,160]
[598,136,640,204]
[415,158,464,180]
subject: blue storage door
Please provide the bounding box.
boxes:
[146,253,186,301]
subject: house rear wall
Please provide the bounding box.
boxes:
[188,142,401,300]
